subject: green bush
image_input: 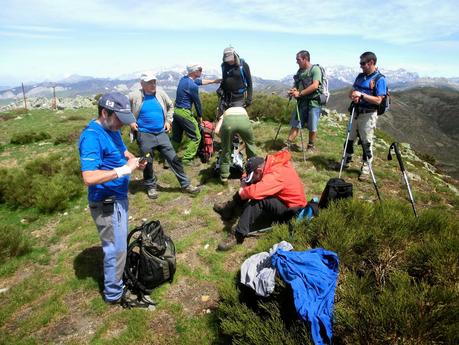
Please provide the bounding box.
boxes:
[10,131,51,145]
[217,199,459,344]
[199,92,293,123]
[0,224,33,263]
[0,152,83,212]
[54,129,81,145]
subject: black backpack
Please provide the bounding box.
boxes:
[124,220,176,299]
[319,178,353,209]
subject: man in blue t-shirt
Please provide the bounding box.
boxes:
[129,72,200,199]
[345,51,387,178]
[78,92,147,307]
[172,64,220,165]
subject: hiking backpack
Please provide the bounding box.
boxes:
[221,57,248,94]
[314,64,330,106]
[294,64,330,106]
[124,220,176,298]
[371,73,390,115]
[318,178,353,209]
[198,120,215,163]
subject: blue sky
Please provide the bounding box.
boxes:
[1,0,459,85]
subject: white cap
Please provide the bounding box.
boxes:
[140,71,157,82]
[186,64,202,74]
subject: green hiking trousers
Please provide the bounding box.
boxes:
[220,113,258,179]
[171,107,201,163]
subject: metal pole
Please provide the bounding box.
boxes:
[296,103,306,162]
[360,139,382,201]
[388,142,418,217]
[52,86,56,110]
[21,82,27,111]
[339,104,355,178]
[272,97,291,149]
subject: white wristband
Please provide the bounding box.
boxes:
[114,165,131,178]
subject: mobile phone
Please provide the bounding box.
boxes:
[138,152,150,164]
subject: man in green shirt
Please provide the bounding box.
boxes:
[286,50,322,151]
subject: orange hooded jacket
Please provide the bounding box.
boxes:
[239,150,307,208]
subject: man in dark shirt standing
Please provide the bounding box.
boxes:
[172,64,220,165]
[218,47,253,116]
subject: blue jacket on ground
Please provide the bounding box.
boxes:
[271,248,339,345]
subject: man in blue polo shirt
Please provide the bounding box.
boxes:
[78,92,147,307]
[345,51,387,178]
[129,72,200,199]
[172,64,220,165]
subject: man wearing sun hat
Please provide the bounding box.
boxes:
[172,64,220,165]
[78,92,148,307]
[129,71,200,199]
[214,150,307,251]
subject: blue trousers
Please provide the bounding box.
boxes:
[89,198,128,301]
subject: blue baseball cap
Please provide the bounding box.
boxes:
[98,92,135,125]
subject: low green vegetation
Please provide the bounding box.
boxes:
[0,95,457,344]
[218,200,458,344]
[10,131,51,145]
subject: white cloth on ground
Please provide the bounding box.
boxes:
[240,241,293,297]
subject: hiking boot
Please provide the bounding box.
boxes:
[182,184,201,195]
[217,232,244,251]
[213,199,236,220]
[307,144,316,152]
[147,187,159,199]
[163,160,170,169]
[105,291,156,310]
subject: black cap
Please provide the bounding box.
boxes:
[243,156,264,183]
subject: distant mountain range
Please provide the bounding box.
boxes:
[1,66,459,101]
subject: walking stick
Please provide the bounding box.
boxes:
[271,97,292,149]
[388,142,418,217]
[339,103,356,178]
[360,139,382,201]
[296,103,306,162]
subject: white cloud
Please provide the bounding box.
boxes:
[1,0,458,45]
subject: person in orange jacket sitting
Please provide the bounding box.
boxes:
[214,150,307,251]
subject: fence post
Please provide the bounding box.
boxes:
[21,82,27,111]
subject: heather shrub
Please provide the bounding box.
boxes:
[10,131,51,145]
[217,199,459,344]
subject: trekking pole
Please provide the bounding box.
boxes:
[360,140,382,201]
[339,103,356,178]
[388,142,418,217]
[296,103,306,162]
[271,97,292,149]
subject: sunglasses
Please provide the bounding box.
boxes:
[360,60,370,66]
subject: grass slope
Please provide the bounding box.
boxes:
[0,103,457,344]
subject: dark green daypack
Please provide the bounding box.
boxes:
[124,220,176,298]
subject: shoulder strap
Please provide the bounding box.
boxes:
[239,58,247,88]
[372,72,385,96]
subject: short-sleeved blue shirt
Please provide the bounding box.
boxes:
[137,94,164,134]
[79,120,129,202]
[174,76,202,117]
[353,71,387,109]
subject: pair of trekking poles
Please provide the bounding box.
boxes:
[272,97,307,162]
[338,103,418,217]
